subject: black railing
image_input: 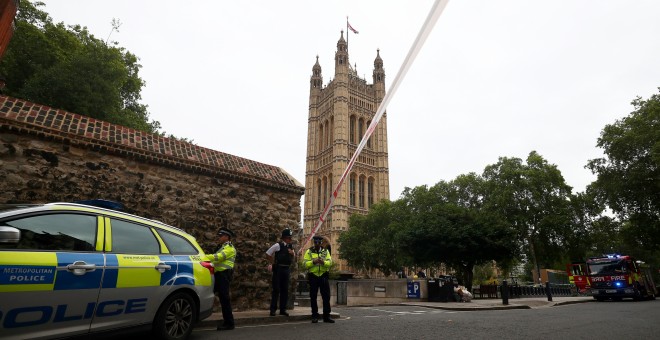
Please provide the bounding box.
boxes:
[473,283,574,299]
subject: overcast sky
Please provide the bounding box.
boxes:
[40,0,660,201]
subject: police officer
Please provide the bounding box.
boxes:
[208,228,236,331]
[265,228,295,316]
[303,236,334,323]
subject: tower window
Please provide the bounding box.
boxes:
[368,178,374,208]
[330,116,334,147]
[367,120,372,148]
[349,174,356,207]
[358,118,364,142]
[359,175,365,208]
[349,115,356,144]
[317,179,322,212]
[323,176,328,208]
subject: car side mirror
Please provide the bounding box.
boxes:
[0,226,20,243]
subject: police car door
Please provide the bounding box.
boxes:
[91,217,177,331]
[0,212,105,339]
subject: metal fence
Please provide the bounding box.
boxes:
[473,283,574,299]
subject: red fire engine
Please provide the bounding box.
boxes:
[586,254,657,301]
[566,262,589,294]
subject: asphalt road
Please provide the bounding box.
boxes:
[189,299,660,340]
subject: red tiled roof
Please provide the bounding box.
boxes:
[0,95,304,194]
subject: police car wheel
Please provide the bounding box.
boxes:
[152,292,197,340]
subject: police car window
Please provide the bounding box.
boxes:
[156,229,198,255]
[0,213,96,251]
[110,219,160,254]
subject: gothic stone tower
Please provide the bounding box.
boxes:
[303,31,390,271]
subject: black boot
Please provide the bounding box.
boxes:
[217,324,235,331]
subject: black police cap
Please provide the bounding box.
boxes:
[218,228,235,238]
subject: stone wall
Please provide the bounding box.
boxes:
[0,95,304,310]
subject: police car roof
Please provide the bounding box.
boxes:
[50,202,182,230]
[0,202,186,234]
[0,203,41,213]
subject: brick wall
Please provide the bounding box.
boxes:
[0,95,304,310]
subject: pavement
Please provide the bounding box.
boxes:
[197,296,594,328]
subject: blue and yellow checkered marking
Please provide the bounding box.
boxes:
[1,252,210,292]
[0,252,57,292]
[53,253,104,290]
[0,265,56,285]
[159,255,178,286]
[102,254,119,288]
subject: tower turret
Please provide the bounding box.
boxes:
[373,49,386,101]
[334,31,349,77]
[311,55,323,90]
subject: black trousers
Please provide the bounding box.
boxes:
[309,273,331,318]
[270,265,290,313]
[214,270,234,326]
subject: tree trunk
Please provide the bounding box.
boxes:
[465,262,475,292]
[529,237,541,284]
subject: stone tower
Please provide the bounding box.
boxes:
[303,31,390,271]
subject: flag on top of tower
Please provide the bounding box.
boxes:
[348,21,359,34]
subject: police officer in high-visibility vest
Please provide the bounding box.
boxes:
[303,236,334,323]
[208,228,236,331]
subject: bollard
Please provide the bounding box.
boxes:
[545,281,552,302]
[502,279,509,305]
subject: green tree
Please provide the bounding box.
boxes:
[472,262,495,285]
[482,151,574,283]
[0,0,160,133]
[586,89,660,248]
[338,200,410,276]
[398,176,517,291]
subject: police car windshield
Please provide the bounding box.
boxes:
[588,260,627,275]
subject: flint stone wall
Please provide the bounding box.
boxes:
[0,95,304,311]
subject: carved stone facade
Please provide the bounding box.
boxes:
[0,95,304,310]
[303,32,390,270]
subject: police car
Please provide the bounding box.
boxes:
[0,202,215,340]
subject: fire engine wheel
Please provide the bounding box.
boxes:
[594,296,606,302]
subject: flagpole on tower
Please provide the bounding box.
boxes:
[346,16,349,46]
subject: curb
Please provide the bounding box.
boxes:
[197,312,340,328]
[402,303,531,311]
[552,299,594,306]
